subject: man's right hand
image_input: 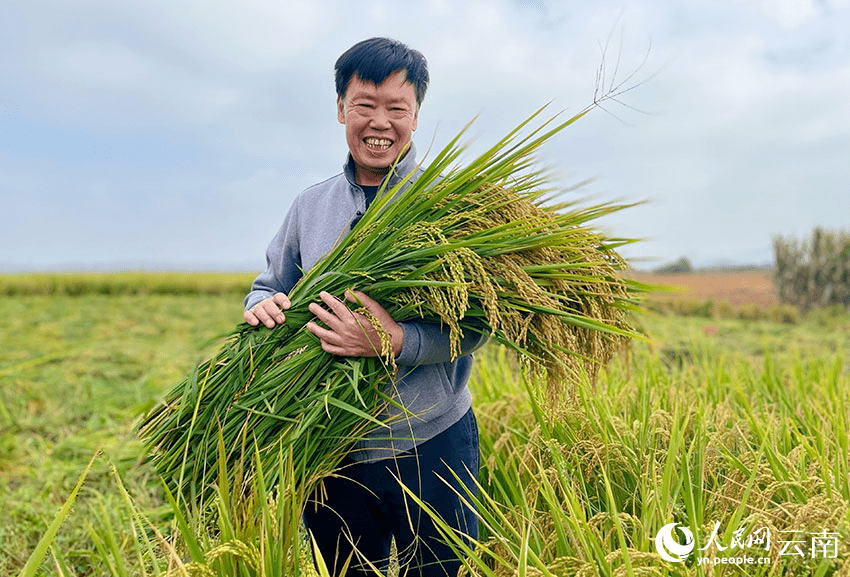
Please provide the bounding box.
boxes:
[244,293,291,328]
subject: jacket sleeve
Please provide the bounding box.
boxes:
[395,319,489,366]
[244,196,304,311]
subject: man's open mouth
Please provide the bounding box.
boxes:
[364,137,393,150]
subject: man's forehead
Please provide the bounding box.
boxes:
[345,70,414,96]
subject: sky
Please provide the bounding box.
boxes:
[1,0,848,272]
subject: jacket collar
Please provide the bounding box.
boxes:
[343,142,418,190]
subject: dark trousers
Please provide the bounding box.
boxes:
[303,408,479,577]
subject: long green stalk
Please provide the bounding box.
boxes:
[137,107,643,509]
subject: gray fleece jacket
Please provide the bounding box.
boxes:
[244,144,487,462]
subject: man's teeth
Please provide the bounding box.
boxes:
[365,138,392,148]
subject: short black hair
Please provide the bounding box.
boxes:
[335,37,429,106]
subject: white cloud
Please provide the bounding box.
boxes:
[38,39,242,125]
[1,0,849,270]
[762,0,820,28]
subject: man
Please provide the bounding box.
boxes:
[243,38,486,576]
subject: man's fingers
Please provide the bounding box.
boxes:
[305,321,343,346]
[319,290,354,317]
[308,301,344,330]
[318,341,345,355]
[346,290,380,310]
[344,290,365,306]
[272,292,291,310]
[304,290,400,358]
[310,290,362,329]
[346,289,402,357]
[252,305,275,328]
[251,301,286,328]
[346,290,388,321]
[244,310,260,326]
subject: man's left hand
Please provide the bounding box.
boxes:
[306,290,403,358]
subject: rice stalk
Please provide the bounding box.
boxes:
[136,106,645,508]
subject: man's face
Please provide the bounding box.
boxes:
[337,70,419,186]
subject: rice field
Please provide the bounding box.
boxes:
[2,273,849,576]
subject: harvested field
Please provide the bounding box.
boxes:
[632,269,778,308]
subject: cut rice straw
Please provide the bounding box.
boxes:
[137,105,647,507]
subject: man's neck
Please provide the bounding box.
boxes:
[355,166,390,187]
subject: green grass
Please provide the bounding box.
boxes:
[0,290,243,575]
[640,312,850,365]
[2,275,849,576]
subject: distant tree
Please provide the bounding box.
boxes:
[773,227,850,310]
[654,256,693,274]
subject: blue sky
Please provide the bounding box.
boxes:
[1,0,848,271]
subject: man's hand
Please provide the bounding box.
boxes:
[306,290,403,358]
[245,292,291,328]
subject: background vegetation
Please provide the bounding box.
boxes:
[0,272,256,297]
[652,257,694,275]
[2,272,849,576]
[774,228,850,311]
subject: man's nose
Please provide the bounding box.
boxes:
[369,108,391,129]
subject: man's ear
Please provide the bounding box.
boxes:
[337,96,346,124]
[412,106,418,132]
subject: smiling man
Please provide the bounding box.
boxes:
[339,68,418,187]
[242,38,486,577]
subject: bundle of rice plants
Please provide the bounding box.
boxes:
[136,107,645,507]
